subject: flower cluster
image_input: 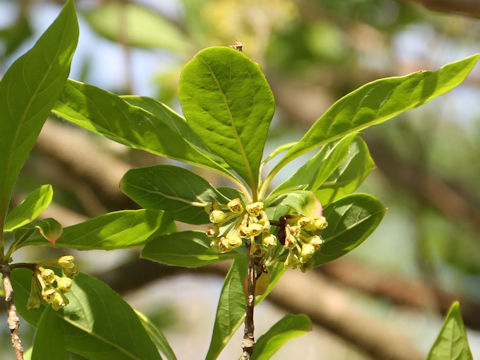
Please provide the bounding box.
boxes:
[205,199,276,255]
[281,215,328,272]
[27,255,78,311]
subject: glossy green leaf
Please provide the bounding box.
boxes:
[206,258,247,360]
[32,307,68,360]
[4,184,53,231]
[251,314,312,360]
[12,269,162,360]
[31,218,63,244]
[122,96,223,162]
[0,0,78,228]
[53,80,234,179]
[121,165,232,224]
[84,2,191,52]
[136,310,177,360]
[266,190,321,219]
[206,260,285,359]
[427,302,473,360]
[17,209,174,250]
[268,134,357,201]
[272,54,480,175]
[179,47,275,191]
[142,231,239,267]
[314,193,385,266]
[315,136,375,205]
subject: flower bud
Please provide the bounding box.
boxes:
[308,235,324,248]
[262,233,277,249]
[314,217,328,231]
[300,243,316,262]
[246,202,263,217]
[258,211,270,230]
[40,268,55,283]
[56,277,73,292]
[42,287,56,303]
[58,255,75,269]
[206,226,219,238]
[227,198,243,214]
[226,233,242,249]
[209,210,227,224]
[298,216,312,227]
[63,265,78,278]
[51,291,69,311]
[27,281,41,309]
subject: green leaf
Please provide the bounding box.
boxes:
[53,80,234,179]
[17,209,174,250]
[272,54,480,175]
[120,165,231,224]
[4,184,53,231]
[251,314,312,360]
[205,260,285,360]
[84,2,191,52]
[179,47,275,191]
[135,310,177,360]
[314,193,385,267]
[31,218,63,244]
[427,302,473,360]
[141,231,239,267]
[268,134,357,201]
[12,269,163,360]
[0,0,78,228]
[206,258,247,360]
[32,307,68,360]
[266,190,321,219]
[315,136,375,205]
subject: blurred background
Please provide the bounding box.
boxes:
[1,0,480,358]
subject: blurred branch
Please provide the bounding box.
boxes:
[96,259,424,360]
[319,259,480,330]
[401,0,480,18]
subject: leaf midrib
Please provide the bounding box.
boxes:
[198,56,256,191]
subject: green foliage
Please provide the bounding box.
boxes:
[0,0,78,229]
[32,307,68,360]
[141,231,239,267]
[12,268,163,360]
[18,210,174,250]
[269,54,480,178]
[4,185,53,232]
[0,2,478,357]
[427,302,473,360]
[120,165,231,224]
[179,47,275,192]
[251,314,312,360]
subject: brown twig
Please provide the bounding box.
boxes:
[1,265,24,360]
[241,240,257,359]
[402,0,480,19]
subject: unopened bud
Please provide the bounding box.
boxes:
[308,235,324,248]
[226,233,242,249]
[58,255,75,269]
[227,198,243,214]
[314,217,328,231]
[27,281,41,309]
[209,210,226,223]
[262,233,277,249]
[63,265,78,278]
[40,268,55,283]
[300,243,316,261]
[246,202,263,217]
[51,291,69,311]
[56,277,73,292]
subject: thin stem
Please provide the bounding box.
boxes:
[241,239,257,359]
[1,264,24,360]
